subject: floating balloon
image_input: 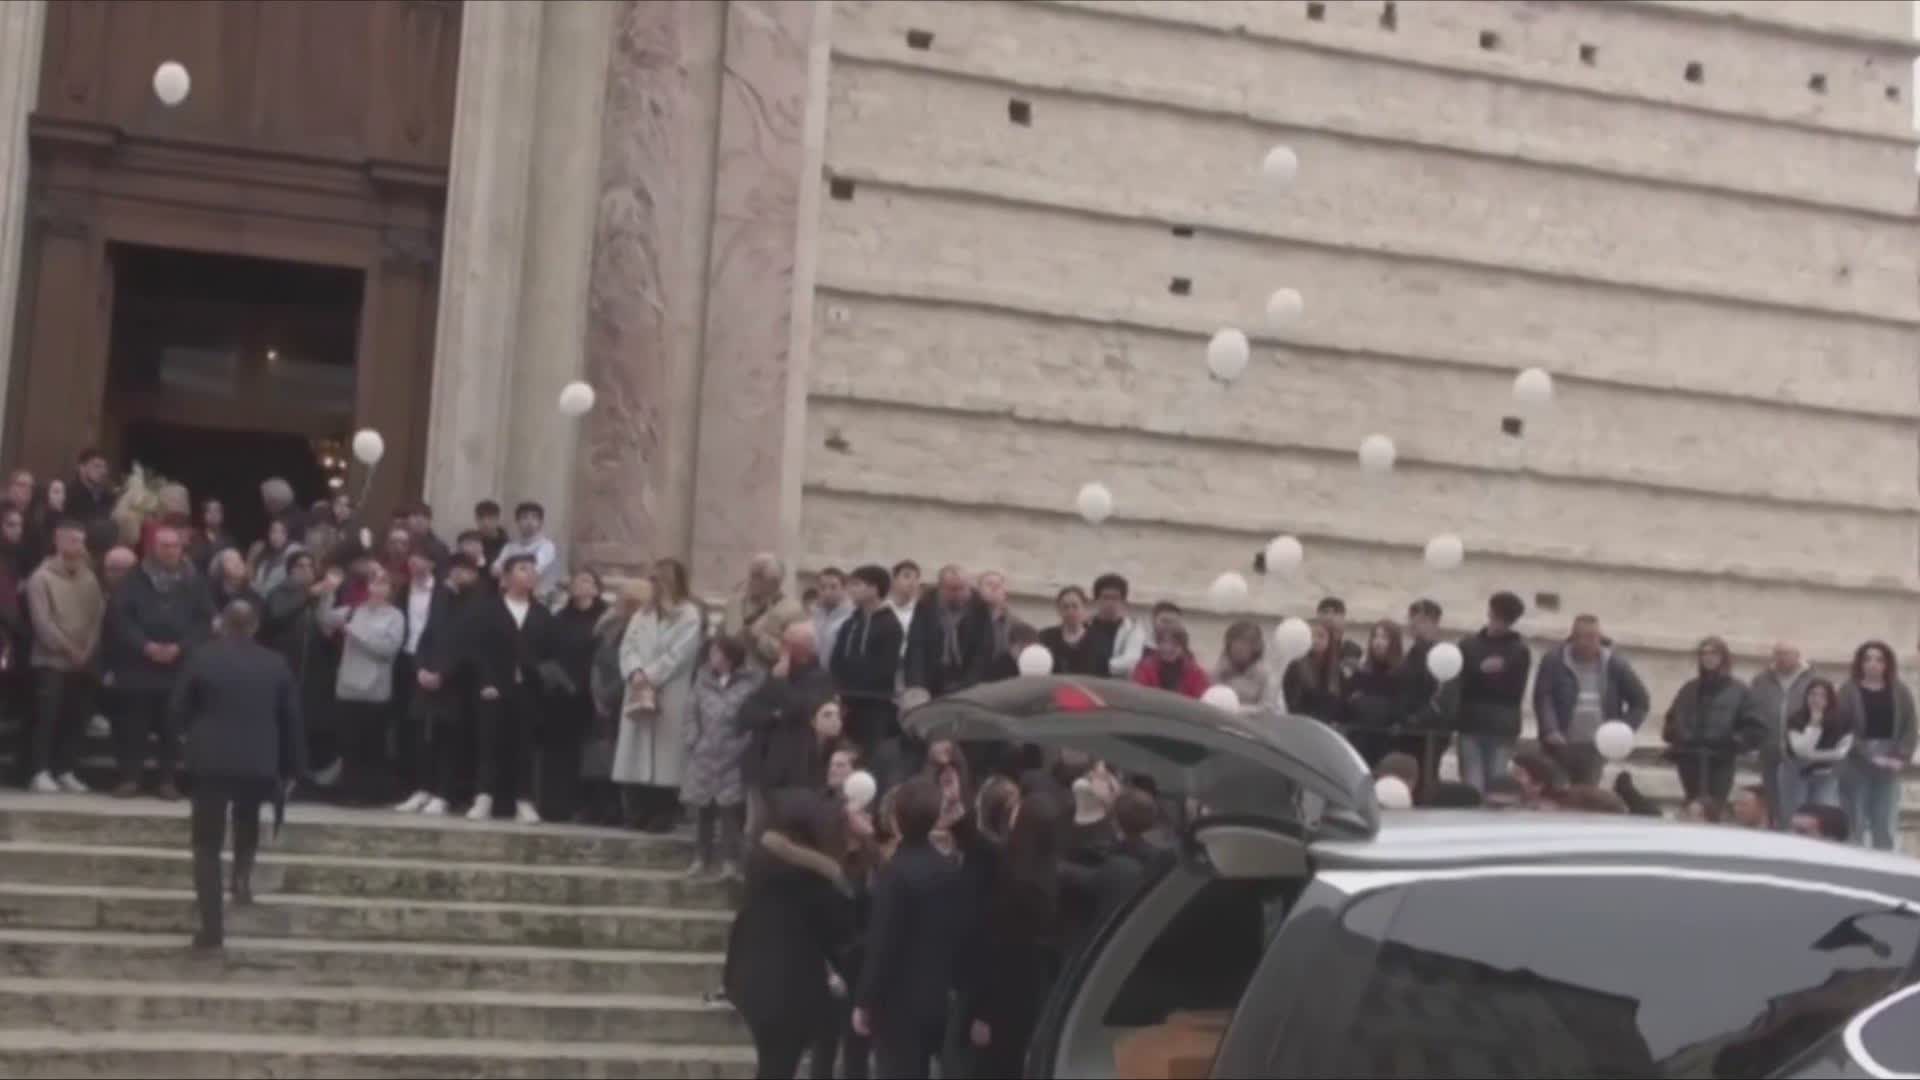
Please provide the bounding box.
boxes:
[557,381,597,417]
[1426,641,1464,683]
[1358,433,1396,474]
[1261,145,1300,187]
[1265,535,1304,576]
[153,61,190,107]
[1017,644,1055,677]
[1209,572,1250,606]
[1202,685,1242,711]
[1264,288,1304,330]
[1513,367,1554,408]
[1075,482,1113,525]
[1424,533,1465,572]
[1206,328,1250,383]
[1273,617,1313,663]
[1374,776,1414,810]
[1595,720,1636,763]
[843,771,877,814]
[351,429,386,466]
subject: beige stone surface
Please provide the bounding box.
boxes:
[0,0,43,455]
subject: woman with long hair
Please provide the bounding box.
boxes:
[250,517,299,596]
[681,636,764,878]
[1661,636,1761,810]
[1130,622,1210,699]
[1838,640,1917,850]
[327,568,405,804]
[614,558,704,832]
[968,790,1065,1077]
[1344,620,1411,767]
[724,790,855,1079]
[1212,620,1278,707]
[188,497,232,575]
[539,569,608,823]
[1782,677,1848,817]
[583,579,650,825]
[1282,618,1347,726]
[1037,585,1107,676]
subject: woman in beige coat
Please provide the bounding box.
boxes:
[614,559,704,831]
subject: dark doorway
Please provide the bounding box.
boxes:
[103,244,363,547]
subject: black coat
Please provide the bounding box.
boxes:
[737,659,835,790]
[831,605,903,710]
[1346,662,1414,731]
[413,584,472,679]
[1455,628,1533,737]
[856,839,972,1033]
[170,636,305,782]
[1038,624,1109,677]
[903,591,997,699]
[460,593,554,695]
[109,562,216,692]
[723,831,855,1034]
[550,600,608,700]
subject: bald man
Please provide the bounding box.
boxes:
[902,564,996,700]
[723,552,804,670]
[737,620,835,836]
[1751,640,1813,829]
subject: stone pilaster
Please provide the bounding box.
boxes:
[0,0,45,452]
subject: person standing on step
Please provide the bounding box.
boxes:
[172,599,304,950]
[614,558,705,832]
[25,518,104,794]
[465,554,553,823]
[324,568,405,804]
[108,525,214,799]
[393,554,483,817]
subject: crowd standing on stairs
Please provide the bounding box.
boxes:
[2,450,1918,1076]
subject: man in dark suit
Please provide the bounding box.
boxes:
[395,553,482,816]
[109,525,215,799]
[463,554,552,823]
[901,564,996,705]
[171,599,304,950]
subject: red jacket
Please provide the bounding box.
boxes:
[1132,652,1210,699]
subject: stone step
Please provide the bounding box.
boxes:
[0,842,731,908]
[0,1030,753,1079]
[0,977,744,1046]
[0,794,690,866]
[0,883,733,951]
[0,929,724,996]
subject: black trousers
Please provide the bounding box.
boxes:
[749,1019,811,1080]
[537,692,591,823]
[31,669,93,776]
[115,687,180,785]
[811,994,871,1080]
[873,1017,947,1080]
[390,653,424,792]
[475,686,535,805]
[334,699,391,804]
[190,774,272,943]
[1677,750,1737,805]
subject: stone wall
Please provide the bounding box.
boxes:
[798,0,1920,718]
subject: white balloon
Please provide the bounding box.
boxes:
[843,771,877,814]
[1201,685,1242,711]
[1426,642,1464,683]
[1513,367,1555,408]
[1264,288,1304,330]
[1017,644,1055,677]
[1206,328,1250,383]
[1273,617,1313,663]
[1374,776,1414,810]
[1075,482,1113,525]
[1261,145,1300,187]
[1358,433,1396,474]
[351,429,386,466]
[1594,720,1636,763]
[1208,571,1249,606]
[1424,533,1465,572]
[153,61,191,107]
[1265,535,1304,575]
[557,381,597,417]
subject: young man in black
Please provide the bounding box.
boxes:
[464,554,551,823]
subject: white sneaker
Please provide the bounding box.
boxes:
[310,759,343,788]
[55,773,90,795]
[394,790,432,814]
[466,794,493,821]
[86,714,110,741]
[514,800,542,825]
[421,797,449,816]
[28,771,59,794]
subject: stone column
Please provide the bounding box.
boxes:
[503,0,616,554]
[0,0,45,451]
[421,0,543,525]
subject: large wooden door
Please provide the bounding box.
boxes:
[8,0,460,519]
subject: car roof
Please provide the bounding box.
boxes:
[1312,808,1920,884]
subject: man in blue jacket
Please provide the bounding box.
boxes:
[1533,614,1650,785]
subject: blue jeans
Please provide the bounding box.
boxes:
[1458,734,1514,793]
[1844,760,1902,851]
[1778,763,1842,823]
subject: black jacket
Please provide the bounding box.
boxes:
[1038,624,1110,677]
[723,831,855,1034]
[1454,628,1533,737]
[1399,639,1452,730]
[171,636,305,782]
[461,592,553,695]
[831,605,903,709]
[903,590,997,699]
[110,562,216,692]
[738,659,836,790]
[1346,662,1414,731]
[1282,655,1346,726]
[549,600,608,701]
[413,584,475,679]
[856,839,972,1032]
